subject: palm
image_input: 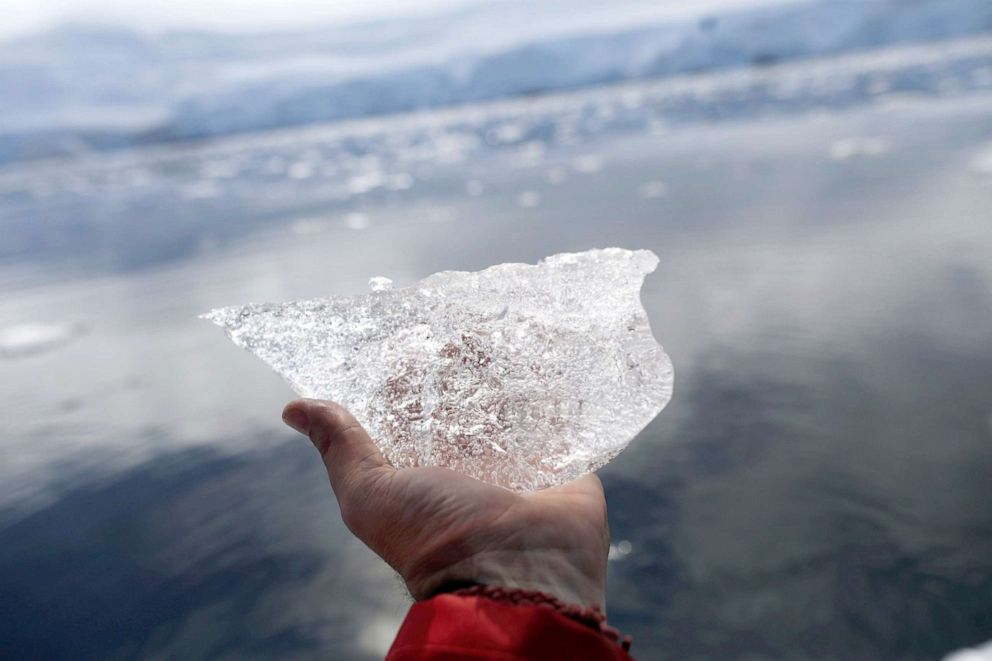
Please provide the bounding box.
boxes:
[366,468,608,602]
[284,399,611,607]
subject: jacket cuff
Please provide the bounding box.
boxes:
[386,592,633,660]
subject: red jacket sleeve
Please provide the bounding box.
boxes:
[386,593,634,661]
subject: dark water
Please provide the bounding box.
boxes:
[1,73,991,659]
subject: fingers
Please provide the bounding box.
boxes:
[282,399,393,499]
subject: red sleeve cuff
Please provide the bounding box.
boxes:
[386,593,634,661]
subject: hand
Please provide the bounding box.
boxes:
[282,398,610,607]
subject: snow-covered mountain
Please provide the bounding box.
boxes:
[1,0,991,164]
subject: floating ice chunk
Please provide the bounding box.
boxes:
[516,191,541,208]
[465,179,485,196]
[608,540,633,561]
[516,142,546,167]
[0,321,87,359]
[425,206,456,224]
[386,173,414,191]
[179,181,222,200]
[638,181,667,199]
[829,136,891,161]
[573,155,603,173]
[290,216,330,235]
[347,171,386,195]
[202,159,239,180]
[971,144,992,176]
[545,167,568,184]
[202,248,673,490]
[487,123,526,145]
[288,161,315,179]
[942,640,992,661]
[344,213,370,230]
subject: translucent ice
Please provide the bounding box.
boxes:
[202,248,673,490]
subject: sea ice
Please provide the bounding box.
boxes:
[0,321,88,359]
[202,248,673,490]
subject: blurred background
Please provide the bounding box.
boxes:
[1,0,991,659]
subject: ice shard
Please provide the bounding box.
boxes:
[202,248,673,490]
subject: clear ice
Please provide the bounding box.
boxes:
[202,248,673,490]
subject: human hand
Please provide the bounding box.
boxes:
[282,398,610,608]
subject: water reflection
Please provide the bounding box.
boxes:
[0,439,406,659]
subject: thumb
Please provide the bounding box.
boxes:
[282,398,392,499]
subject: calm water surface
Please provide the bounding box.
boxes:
[1,80,991,659]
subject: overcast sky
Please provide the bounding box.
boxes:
[1,0,784,41]
[0,0,470,39]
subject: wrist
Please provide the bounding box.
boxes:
[412,548,606,608]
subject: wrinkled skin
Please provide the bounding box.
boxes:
[283,398,610,607]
